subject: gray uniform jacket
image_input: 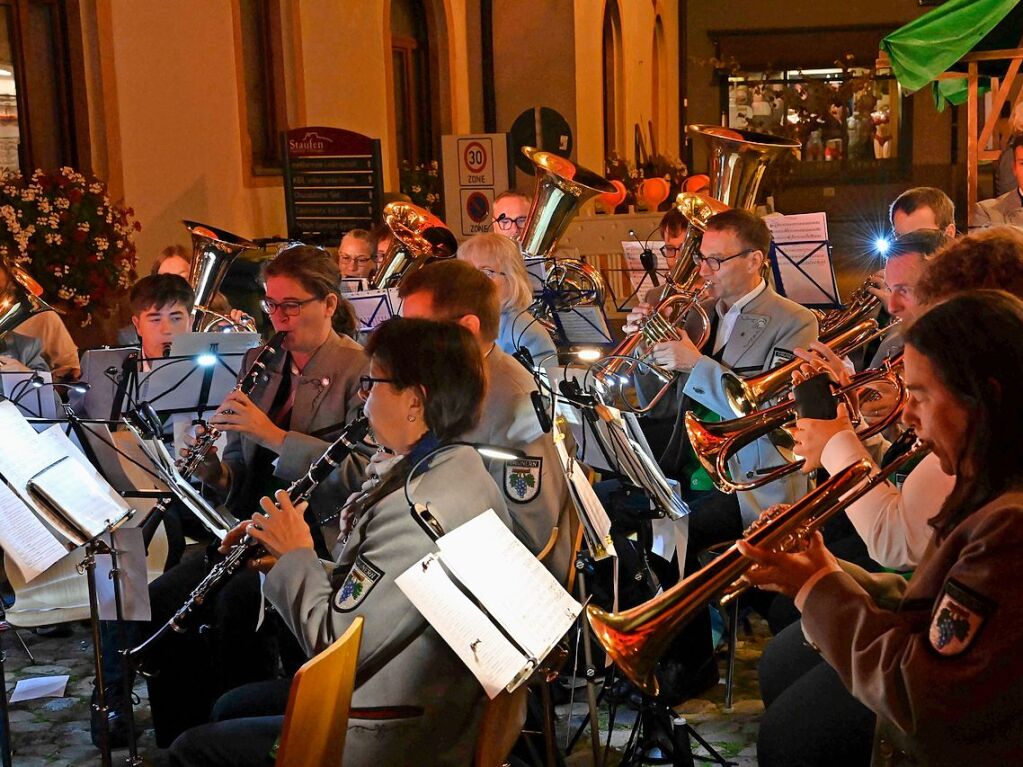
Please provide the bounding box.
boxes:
[264,446,512,767]
[220,331,366,521]
[0,331,47,372]
[800,492,1023,766]
[497,306,556,369]
[679,286,818,525]
[971,188,1023,228]
[463,345,574,583]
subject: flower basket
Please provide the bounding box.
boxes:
[0,167,139,345]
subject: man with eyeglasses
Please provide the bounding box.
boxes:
[626,208,818,555]
[337,228,377,282]
[491,189,532,243]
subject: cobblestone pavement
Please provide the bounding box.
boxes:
[2,616,769,765]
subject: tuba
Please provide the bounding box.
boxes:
[519,147,613,315]
[370,202,456,290]
[586,432,927,697]
[185,221,259,333]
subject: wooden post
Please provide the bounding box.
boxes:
[967,62,979,229]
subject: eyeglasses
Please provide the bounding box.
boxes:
[659,245,683,258]
[693,248,754,272]
[339,254,375,264]
[479,267,506,280]
[358,376,397,395]
[259,296,319,316]
[494,214,528,231]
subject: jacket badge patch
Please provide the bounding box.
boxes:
[332,555,383,612]
[928,579,992,656]
[769,347,795,369]
[504,457,542,504]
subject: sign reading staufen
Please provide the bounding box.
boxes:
[282,127,383,246]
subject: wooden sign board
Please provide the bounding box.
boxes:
[282,126,383,245]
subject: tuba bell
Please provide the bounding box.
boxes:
[0,259,54,343]
[184,221,259,333]
[370,202,457,290]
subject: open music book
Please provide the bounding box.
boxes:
[396,509,582,699]
[0,401,134,579]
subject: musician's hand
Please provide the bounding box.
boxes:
[228,309,253,327]
[791,403,855,473]
[736,531,841,599]
[864,269,890,304]
[247,489,315,560]
[180,424,229,491]
[793,341,852,387]
[650,337,702,372]
[338,491,362,540]
[218,520,249,554]
[623,302,654,334]
[860,383,900,426]
[210,391,287,452]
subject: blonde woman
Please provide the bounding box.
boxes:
[457,232,556,368]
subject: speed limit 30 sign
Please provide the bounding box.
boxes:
[458,138,493,186]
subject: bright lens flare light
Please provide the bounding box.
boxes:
[576,348,602,362]
[196,353,217,367]
[874,236,891,256]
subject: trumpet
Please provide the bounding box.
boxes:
[591,284,712,413]
[586,431,928,697]
[127,416,372,670]
[686,355,905,493]
[175,331,287,478]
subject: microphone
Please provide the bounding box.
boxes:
[629,228,659,287]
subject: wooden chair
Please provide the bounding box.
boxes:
[275,617,364,766]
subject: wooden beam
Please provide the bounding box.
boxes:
[960,48,1023,63]
[968,61,978,227]
[978,57,1023,150]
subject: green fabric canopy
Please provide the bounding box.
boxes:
[880,0,1019,107]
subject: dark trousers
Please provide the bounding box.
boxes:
[757,620,875,766]
[143,549,280,747]
[169,678,291,767]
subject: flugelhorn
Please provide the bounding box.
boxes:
[586,432,927,697]
[721,319,885,416]
[370,202,456,290]
[686,354,905,493]
[185,221,259,333]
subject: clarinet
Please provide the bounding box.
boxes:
[175,331,287,479]
[126,415,370,670]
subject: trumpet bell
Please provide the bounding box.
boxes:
[519,147,616,259]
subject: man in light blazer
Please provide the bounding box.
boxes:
[972,133,1023,229]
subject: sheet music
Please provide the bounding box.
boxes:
[29,457,130,540]
[437,509,581,659]
[621,240,668,292]
[347,289,395,332]
[764,212,840,307]
[396,553,527,699]
[0,479,67,581]
[38,426,133,517]
[555,436,615,560]
[555,306,614,345]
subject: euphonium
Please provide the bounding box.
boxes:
[591,284,712,414]
[127,416,372,670]
[721,318,886,416]
[586,432,927,697]
[184,221,259,333]
[174,331,286,478]
[370,202,457,290]
[686,354,905,493]
[0,260,54,342]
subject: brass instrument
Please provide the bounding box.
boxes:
[686,354,905,493]
[0,259,54,342]
[657,192,729,301]
[819,276,884,342]
[587,432,928,696]
[721,319,886,416]
[519,147,613,318]
[370,202,457,290]
[174,331,286,478]
[591,284,712,413]
[184,220,259,333]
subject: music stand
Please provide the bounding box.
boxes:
[0,371,59,419]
